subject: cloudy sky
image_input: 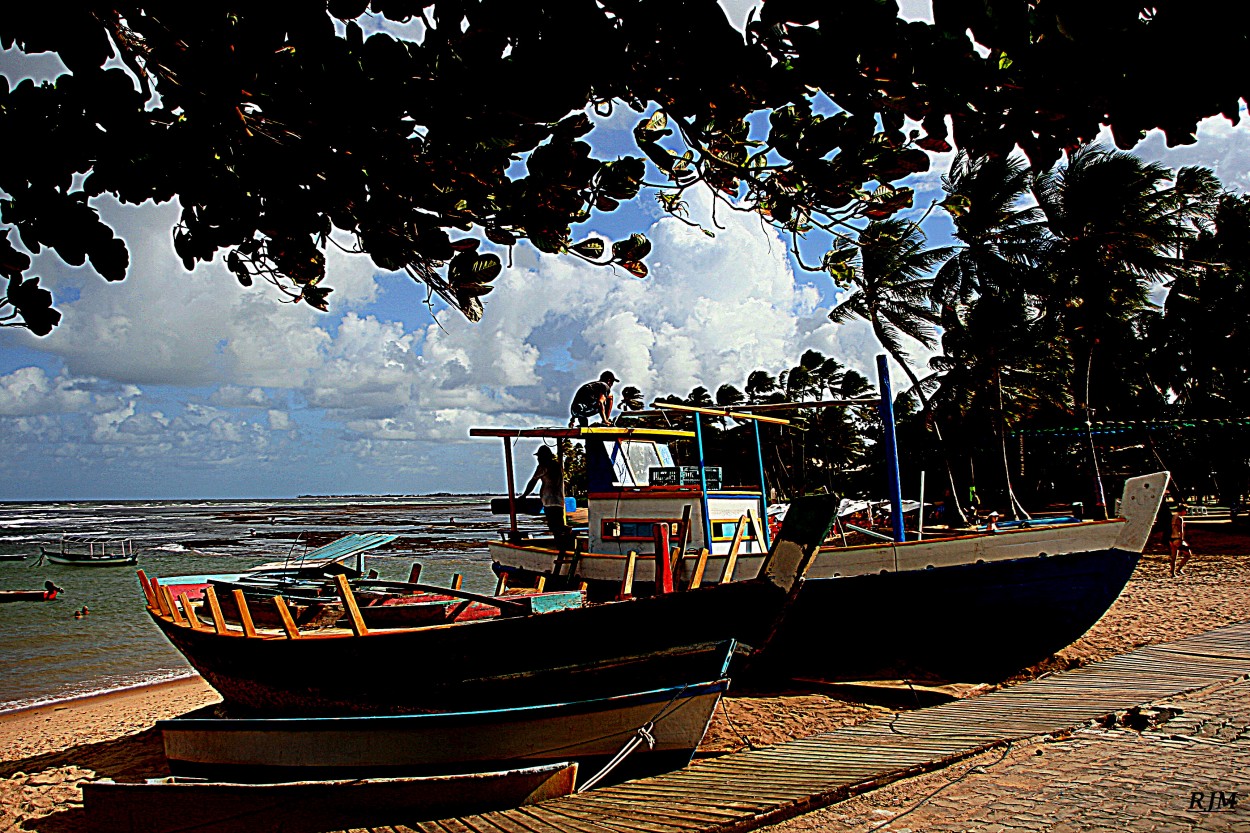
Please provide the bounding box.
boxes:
[2,4,1249,500]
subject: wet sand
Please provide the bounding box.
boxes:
[3,523,1249,831]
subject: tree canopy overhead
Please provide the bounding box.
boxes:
[2,1,1246,335]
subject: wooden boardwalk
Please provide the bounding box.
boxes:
[358,621,1250,833]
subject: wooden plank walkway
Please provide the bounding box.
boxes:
[356,620,1250,833]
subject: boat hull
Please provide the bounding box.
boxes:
[83,763,577,833]
[490,473,1168,682]
[0,590,57,603]
[761,547,1140,681]
[161,681,726,786]
[41,548,137,567]
[150,586,756,714]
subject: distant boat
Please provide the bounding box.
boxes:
[0,582,63,603]
[160,678,728,786]
[0,553,28,562]
[39,535,137,567]
[82,762,578,833]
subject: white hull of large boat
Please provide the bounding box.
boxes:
[491,472,1168,586]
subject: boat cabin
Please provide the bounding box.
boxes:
[470,426,770,558]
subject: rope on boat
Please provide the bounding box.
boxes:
[575,681,697,793]
[576,721,655,793]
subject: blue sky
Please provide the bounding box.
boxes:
[2,2,1249,500]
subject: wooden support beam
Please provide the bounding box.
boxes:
[178,593,203,630]
[689,548,710,590]
[654,401,790,425]
[747,508,767,554]
[162,586,187,626]
[203,586,229,636]
[534,575,546,592]
[152,580,172,618]
[494,571,509,595]
[334,573,369,636]
[720,515,748,584]
[231,589,258,638]
[451,573,463,591]
[407,563,422,584]
[147,574,164,612]
[273,596,301,639]
[136,570,156,609]
[673,505,693,578]
[620,551,637,599]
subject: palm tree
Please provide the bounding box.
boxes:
[1032,146,1219,415]
[1029,146,1217,513]
[933,151,1048,517]
[829,218,963,522]
[934,151,1045,312]
[829,219,953,394]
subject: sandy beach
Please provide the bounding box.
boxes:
[3,521,1249,832]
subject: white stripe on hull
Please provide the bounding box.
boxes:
[163,686,723,772]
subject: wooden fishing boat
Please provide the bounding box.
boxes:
[139,491,837,716]
[160,677,728,786]
[480,401,1170,682]
[82,762,577,833]
[0,553,28,562]
[39,535,137,567]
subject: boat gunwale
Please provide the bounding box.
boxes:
[490,516,1128,562]
[157,678,730,732]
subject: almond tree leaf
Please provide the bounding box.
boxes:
[571,238,605,258]
[620,260,648,279]
[471,253,501,283]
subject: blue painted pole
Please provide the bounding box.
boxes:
[877,355,906,543]
[694,414,713,551]
[753,420,772,550]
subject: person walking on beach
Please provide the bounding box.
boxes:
[569,371,618,427]
[1169,503,1193,577]
[520,446,570,545]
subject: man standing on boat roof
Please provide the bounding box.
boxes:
[569,370,618,427]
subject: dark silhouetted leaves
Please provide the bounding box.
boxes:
[1,1,1245,335]
[6,275,61,336]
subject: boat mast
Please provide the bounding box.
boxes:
[877,355,906,543]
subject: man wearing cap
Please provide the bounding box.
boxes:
[569,371,618,427]
[521,445,569,543]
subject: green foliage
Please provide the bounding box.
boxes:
[2,2,1245,334]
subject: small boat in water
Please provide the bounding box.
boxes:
[0,581,63,603]
[160,675,729,786]
[82,762,577,833]
[39,535,138,567]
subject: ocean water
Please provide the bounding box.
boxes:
[0,495,522,713]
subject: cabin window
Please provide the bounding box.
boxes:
[710,519,758,542]
[602,519,680,541]
[604,440,674,487]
